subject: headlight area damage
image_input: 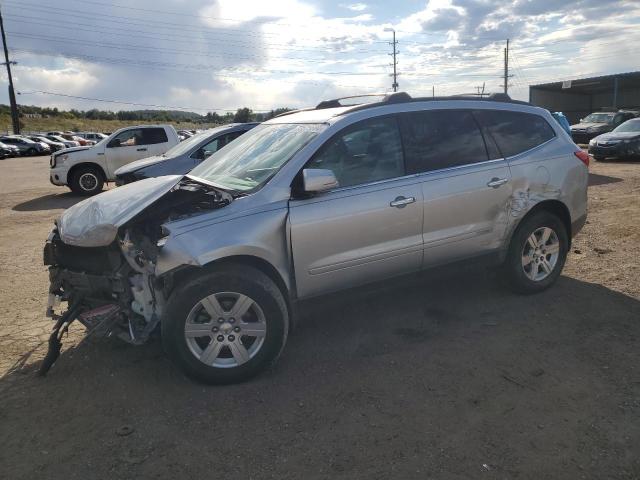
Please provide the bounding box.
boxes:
[39,176,233,375]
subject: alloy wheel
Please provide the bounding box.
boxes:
[184,292,267,368]
[521,226,560,281]
[78,172,99,192]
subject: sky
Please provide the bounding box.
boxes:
[1,0,639,114]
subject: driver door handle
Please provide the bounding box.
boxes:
[137,147,147,152]
[487,177,508,188]
[390,196,416,208]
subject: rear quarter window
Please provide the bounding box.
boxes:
[475,110,556,158]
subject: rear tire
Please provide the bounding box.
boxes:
[69,166,104,196]
[162,264,289,384]
[503,211,568,294]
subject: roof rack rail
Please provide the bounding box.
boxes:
[338,91,529,116]
[315,93,392,110]
[275,91,529,120]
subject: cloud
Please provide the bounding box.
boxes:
[340,3,368,12]
[2,0,639,111]
[421,8,465,31]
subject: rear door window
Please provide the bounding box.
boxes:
[398,109,489,174]
[474,110,555,158]
[142,128,169,145]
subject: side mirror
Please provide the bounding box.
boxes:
[107,138,121,148]
[302,168,339,194]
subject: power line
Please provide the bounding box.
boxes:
[4,14,387,56]
[6,1,387,45]
[11,47,390,76]
[16,90,274,112]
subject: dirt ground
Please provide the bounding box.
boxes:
[0,155,639,479]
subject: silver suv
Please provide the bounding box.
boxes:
[43,93,589,384]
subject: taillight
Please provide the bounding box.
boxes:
[574,150,589,167]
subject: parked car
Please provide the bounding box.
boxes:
[115,123,258,185]
[0,135,49,156]
[177,130,195,138]
[588,117,640,161]
[49,124,180,195]
[28,135,66,152]
[570,110,638,144]
[61,133,94,146]
[77,132,108,143]
[46,135,80,148]
[42,92,588,384]
[0,140,20,158]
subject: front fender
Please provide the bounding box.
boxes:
[155,206,292,292]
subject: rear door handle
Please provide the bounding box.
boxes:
[390,196,416,208]
[487,177,508,188]
[136,147,147,152]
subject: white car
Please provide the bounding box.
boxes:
[49,125,180,195]
[77,132,109,143]
[46,135,80,148]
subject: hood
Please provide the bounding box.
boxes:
[571,122,610,130]
[114,155,166,175]
[594,131,640,141]
[55,145,91,156]
[59,175,182,247]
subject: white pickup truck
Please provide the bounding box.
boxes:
[49,125,180,195]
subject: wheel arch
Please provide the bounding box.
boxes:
[512,199,573,248]
[68,162,107,184]
[164,255,295,325]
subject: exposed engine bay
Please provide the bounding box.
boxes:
[41,177,233,374]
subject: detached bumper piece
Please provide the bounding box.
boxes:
[38,302,82,376]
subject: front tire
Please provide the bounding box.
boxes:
[504,211,568,294]
[593,155,605,161]
[162,264,289,384]
[69,166,104,195]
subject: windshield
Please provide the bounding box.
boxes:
[190,123,325,192]
[583,113,614,124]
[613,118,640,133]
[162,130,218,158]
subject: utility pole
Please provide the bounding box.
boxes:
[503,38,510,95]
[386,28,399,92]
[0,5,19,134]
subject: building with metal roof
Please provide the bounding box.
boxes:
[529,71,640,124]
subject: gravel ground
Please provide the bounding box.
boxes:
[0,155,639,479]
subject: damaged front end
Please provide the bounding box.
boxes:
[41,176,233,375]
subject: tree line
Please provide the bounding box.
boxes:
[4,104,293,124]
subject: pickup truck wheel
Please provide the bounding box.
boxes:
[503,211,568,294]
[70,166,104,195]
[162,265,289,384]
